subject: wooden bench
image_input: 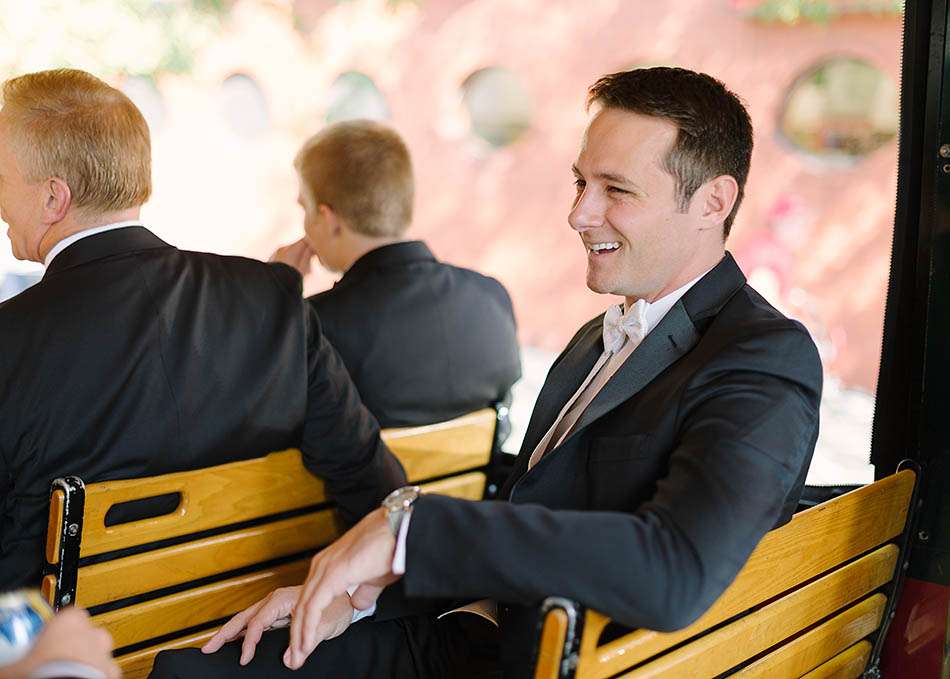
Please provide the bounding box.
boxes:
[41,408,498,678]
[533,469,917,679]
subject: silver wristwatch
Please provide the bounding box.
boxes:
[382,485,421,536]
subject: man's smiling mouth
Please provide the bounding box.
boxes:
[588,241,621,255]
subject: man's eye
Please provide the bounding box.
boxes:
[607,186,628,194]
[573,179,585,189]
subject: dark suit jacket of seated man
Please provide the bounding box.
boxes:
[0,69,406,589]
[308,239,521,428]
[270,120,521,428]
[151,69,822,679]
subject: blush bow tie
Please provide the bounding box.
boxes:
[602,299,650,354]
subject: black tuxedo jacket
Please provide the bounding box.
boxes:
[0,227,405,589]
[390,254,822,677]
[307,241,521,427]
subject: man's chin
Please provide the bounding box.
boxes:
[585,274,616,296]
[8,240,36,263]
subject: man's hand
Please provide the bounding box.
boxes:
[0,607,119,679]
[269,238,315,277]
[202,586,355,666]
[286,507,400,669]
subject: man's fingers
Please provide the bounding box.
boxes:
[240,620,265,666]
[202,612,250,653]
[104,658,122,679]
[297,569,347,661]
[238,592,294,665]
[289,561,342,668]
[293,553,328,657]
[94,627,114,653]
[202,601,262,653]
[350,582,384,611]
[287,239,311,273]
[268,245,289,263]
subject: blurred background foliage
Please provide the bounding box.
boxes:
[0,0,227,77]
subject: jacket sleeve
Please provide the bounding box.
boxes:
[401,324,822,631]
[299,302,407,528]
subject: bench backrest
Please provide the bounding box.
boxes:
[534,470,916,679]
[42,408,497,678]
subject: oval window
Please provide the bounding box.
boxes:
[779,58,898,164]
[461,67,533,147]
[325,71,390,123]
[219,73,271,138]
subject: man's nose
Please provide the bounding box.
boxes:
[568,188,605,232]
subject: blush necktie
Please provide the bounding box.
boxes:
[527,299,651,469]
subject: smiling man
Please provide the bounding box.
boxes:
[153,67,822,679]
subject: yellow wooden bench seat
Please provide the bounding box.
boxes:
[534,469,917,679]
[42,408,497,678]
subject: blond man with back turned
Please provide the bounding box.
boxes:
[0,69,405,590]
[270,120,521,430]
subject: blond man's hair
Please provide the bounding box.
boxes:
[295,120,413,238]
[1,69,151,214]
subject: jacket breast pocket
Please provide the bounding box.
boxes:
[588,433,654,463]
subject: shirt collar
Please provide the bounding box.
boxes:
[43,220,144,268]
[624,266,715,333]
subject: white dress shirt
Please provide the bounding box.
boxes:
[43,220,143,267]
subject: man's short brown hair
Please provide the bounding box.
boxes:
[1,68,151,214]
[587,67,753,238]
[295,120,413,238]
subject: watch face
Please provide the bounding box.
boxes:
[385,485,420,509]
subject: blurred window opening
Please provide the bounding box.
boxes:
[325,71,391,123]
[121,75,166,133]
[218,73,271,138]
[779,57,898,164]
[461,67,533,147]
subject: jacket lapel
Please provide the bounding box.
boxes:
[518,321,603,456]
[567,300,699,440]
[548,252,747,451]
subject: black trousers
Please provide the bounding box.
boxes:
[149,614,500,679]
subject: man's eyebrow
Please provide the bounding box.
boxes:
[596,171,638,187]
[572,166,643,192]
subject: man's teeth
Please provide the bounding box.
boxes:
[589,242,621,252]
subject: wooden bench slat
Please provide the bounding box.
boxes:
[579,471,914,679]
[56,409,494,560]
[40,575,55,606]
[117,629,218,679]
[617,545,895,678]
[94,558,310,649]
[420,471,486,500]
[46,472,485,609]
[74,509,338,608]
[70,450,327,560]
[534,608,570,679]
[798,641,873,679]
[386,409,495,480]
[735,599,883,678]
[45,489,64,564]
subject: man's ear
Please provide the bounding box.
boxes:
[696,175,739,233]
[42,177,71,225]
[319,203,344,237]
